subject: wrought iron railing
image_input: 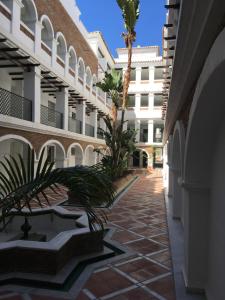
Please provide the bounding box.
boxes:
[85,123,95,137]
[41,105,63,129]
[0,87,32,121]
[68,117,82,134]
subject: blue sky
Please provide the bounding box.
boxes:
[76,0,165,57]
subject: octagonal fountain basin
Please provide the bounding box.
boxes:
[0,206,103,275]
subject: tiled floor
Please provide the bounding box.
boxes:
[77,170,176,300]
[0,170,176,300]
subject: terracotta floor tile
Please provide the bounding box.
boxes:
[112,230,140,243]
[127,238,166,255]
[146,275,176,300]
[84,268,133,297]
[75,291,90,300]
[117,257,168,282]
[107,287,157,300]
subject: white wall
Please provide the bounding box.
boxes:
[206,116,225,300]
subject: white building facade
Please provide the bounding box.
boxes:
[115,46,164,169]
[0,0,112,168]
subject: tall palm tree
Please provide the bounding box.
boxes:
[117,0,140,123]
[96,69,123,123]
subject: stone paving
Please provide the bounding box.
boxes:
[0,170,176,300]
[77,170,175,300]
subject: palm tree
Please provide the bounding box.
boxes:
[117,0,140,123]
[96,69,123,123]
[0,150,115,232]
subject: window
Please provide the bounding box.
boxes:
[115,68,123,75]
[153,122,164,143]
[154,68,163,80]
[141,94,149,107]
[127,94,135,107]
[98,48,104,59]
[130,68,136,81]
[141,67,149,81]
[154,94,163,107]
[140,122,148,143]
[47,145,55,164]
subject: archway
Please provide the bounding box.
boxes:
[182,27,225,294]
[67,143,83,166]
[40,16,54,49]
[84,145,96,166]
[132,149,149,168]
[0,135,34,174]
[39,140,66,168]
[171,121,185,220]
[21,0,37,32]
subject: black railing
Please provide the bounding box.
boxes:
[85,123,95,137]
[68,117,82,134]
[41,105,63,129]
[0,87,32,121]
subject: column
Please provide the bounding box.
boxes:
[34,21,42,54]
[24,66,41,123]
[10,0,23,36]
[182,182,210,291]
[76,102,86,135]
[149,66,155,82]
[51,38,57,67]
[64,52,70,77]
[148,120,154,144]
[135,93,141,111]
[136,66,141,83]
[135,120,141,142]
[90,109,98,138]
[56,88,68,130]
[149,93,154,111]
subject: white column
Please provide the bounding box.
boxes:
[51,39,57,67]
[149,66,155,82]
[135,93,141,111]
[149,93,154,111]
[135,120,141,142]
[90,109,98,138]
[65,52,69,77]
[148,120,154,144]
[136,66,141,83]
[56,88,68,130]
[10,0,23,36]
[34,21,42,54]
[24,67,41,123]
[182,183,210,291]
[76,102,86,135]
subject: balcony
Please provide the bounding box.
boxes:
[85,123,95,137]
[0,87,32,121]
[68,117,82,134]
[41,105,63,129]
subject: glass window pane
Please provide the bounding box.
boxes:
[154,68,163,80]
[141,94,148,107]
[141,67,149,80]
[153,122,164,143]
[127,94,135,107]
[130,68,136,81]
[154,94,163,106]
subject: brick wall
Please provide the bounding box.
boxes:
[34,0,98,75]
[0,127,103,157]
